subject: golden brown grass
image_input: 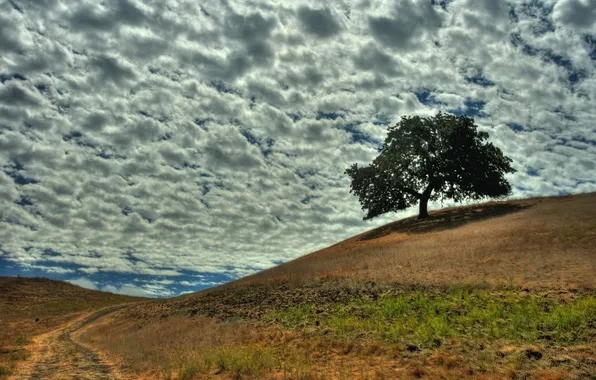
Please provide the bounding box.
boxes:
[0,277,143,376]
[76,314,317,379]
[235,192,596,289]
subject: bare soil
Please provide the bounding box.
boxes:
[10,306,127,380]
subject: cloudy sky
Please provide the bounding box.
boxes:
[1,0,595,297]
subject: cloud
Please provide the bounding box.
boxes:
[67,276,168,297]
[92,55,137,86]
[102,283,154,297]
[0,82,45,107]
[0,9,30,53]
[297,7,342,38]
[553,0,596,31]
[0,0,594,295]
[368,0,445,51]
[68,0,147,32]
[68,277,99,290]
[353,43,401,76]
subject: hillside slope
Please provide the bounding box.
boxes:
[234,191,596,289]
[76,192,596,379]
[0,277,144,377]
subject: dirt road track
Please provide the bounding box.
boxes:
[10,305,127,380]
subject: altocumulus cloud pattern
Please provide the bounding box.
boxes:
[0,0,595,296]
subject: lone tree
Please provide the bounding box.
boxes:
[346,112,516,220]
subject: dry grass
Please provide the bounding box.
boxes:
[0,277,143,376]
[235,192,596,289]
[6,192,596,379]
[76,314,316,379]
[76,315,259,375]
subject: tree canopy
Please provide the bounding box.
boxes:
[346,112,516,220]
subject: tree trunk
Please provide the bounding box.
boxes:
[417,185,434,219]
[418,196,429,219]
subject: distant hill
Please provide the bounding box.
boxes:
[0,276,140,307]
[0,277,143,375]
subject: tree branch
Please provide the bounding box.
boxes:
[401,187,422,199]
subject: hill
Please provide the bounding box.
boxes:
[0,277,143,377]
[72,192,596,379]
[234,191,596,289]
[5,192,596,379]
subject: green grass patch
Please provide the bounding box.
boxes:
[266,287,596,348]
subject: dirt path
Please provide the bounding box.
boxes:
[10,305,127,380]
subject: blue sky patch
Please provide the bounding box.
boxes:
[448,100,486,118]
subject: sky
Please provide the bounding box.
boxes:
[0,0,595,297]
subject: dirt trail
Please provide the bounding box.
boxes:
[10,305,127,380]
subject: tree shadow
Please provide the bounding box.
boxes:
[360,202,531,241]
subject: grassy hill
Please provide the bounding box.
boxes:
[5,192,596,379]
[235,192,596,289]
[0,277,144,376]
[74,192,596,379]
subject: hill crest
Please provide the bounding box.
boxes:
[230,192,596,290]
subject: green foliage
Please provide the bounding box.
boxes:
[267,288,596,348]
[346,112,516,219]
